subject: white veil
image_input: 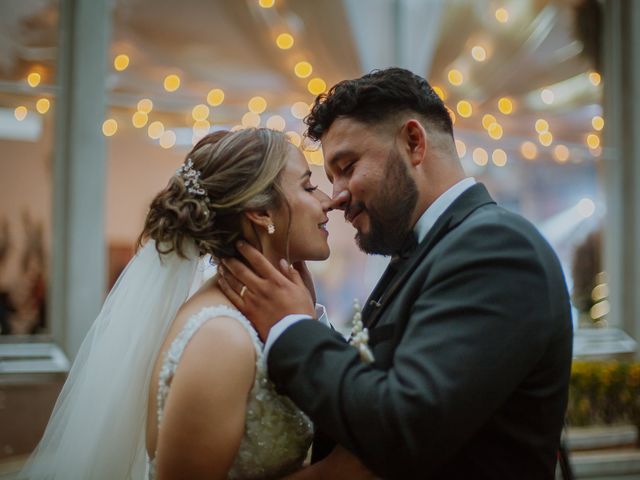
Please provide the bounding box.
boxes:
[18,240,202,479]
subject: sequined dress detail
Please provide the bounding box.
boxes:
[148,305,313,479]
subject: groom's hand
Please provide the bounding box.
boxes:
[218,241,315,341]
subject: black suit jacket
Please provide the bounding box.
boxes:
[269,184,573,479]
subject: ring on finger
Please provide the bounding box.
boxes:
[240,285,247,298]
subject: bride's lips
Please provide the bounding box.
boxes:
[318,218,329,235]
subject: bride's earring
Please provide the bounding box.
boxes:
[267,223,275,235]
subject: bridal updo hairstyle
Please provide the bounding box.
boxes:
[138,128,290,260]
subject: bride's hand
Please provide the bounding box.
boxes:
[218,241,315,341]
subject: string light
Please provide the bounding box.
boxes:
[164,74,181,92]
[447,107,457,125]
[447,69,463,86]
[305,149,324,166]
[27,73,41,88]
[102,119,118,137]
[291,101,310,119]
[535,119,549,133]
[159,130,176,149]
[471,46,487,62]
[495,8,509,23]
[577,198,596,218]
[286,131,302,147]
[553,144,570,163]
[472,148,488,166]
[492,149,507,167]
[266,115,286,131]
[207,88,225,106]
[36,98,50,114]
[192,104,210,121]
[498,97,513,114]
[482,114,497,130]
[540,89,554,105]
[242,112,261,128]
[148,121,165,139]
[432,85,446,101]
[307,78,327,95]
[455,139,466,158]
[592,115,604,131]
[456,100,472,118]
[294,61,313,78]
[586,133,600,149]
[137,99,153,113]
[248,96,267,114]
[589,72,601,86]
[14,106,27,121]
[521,141,538,160]
[259,0,275,7]
[538,131,553,146]
[114,54,130,71]
[276,33,294,50]
[488,123,503,139]
[132,111,148,128]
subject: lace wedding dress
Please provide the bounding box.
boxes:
[147,304,314,479]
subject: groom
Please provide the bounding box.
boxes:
[220,68,573,479]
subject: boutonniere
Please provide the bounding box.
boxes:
[349,298,374,364]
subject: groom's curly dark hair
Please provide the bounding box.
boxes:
[305,67,453,141]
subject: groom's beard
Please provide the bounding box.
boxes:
[355,147,418,255]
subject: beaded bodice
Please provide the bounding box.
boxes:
[148,305,313,479]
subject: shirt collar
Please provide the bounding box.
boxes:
[413,177,477,243]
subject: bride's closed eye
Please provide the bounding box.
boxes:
[304,185,319,193]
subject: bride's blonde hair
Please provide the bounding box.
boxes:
[138,128,290,260]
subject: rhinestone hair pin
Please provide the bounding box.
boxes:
[176,158,209,200]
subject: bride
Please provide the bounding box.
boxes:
[19,128,372,479]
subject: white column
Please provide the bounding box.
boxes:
[602,0,640,349]
[51,0,111,359]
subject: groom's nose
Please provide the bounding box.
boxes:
[329,190,350,211]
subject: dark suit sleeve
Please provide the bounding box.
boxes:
[268,221,568,478]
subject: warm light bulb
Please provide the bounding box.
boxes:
[102,119,118,137]
[248,96,267,114]
[495,8,509,23]
[242,112,261,128]
[540,89,554,105]
[159,130,176,149]
[455,139,466,158]
[589,71,601,86]
[114,54,130,71]
[482,114,497,130]
[148,121,165,139]
[471,46,487,62]
[472,148,488,166]
[291,101,310,119]
[132,111,148,128]
[432,85,446,101]
[207,88,225,106]
[294,61,313,78]
[492,149,507,167]
[36,98,50,114]
[497,97,513,115]
[137,98,153,113]
[586,133,600,149]
[305,149,324,166]
[276,33,294,50]
[259,0,275,8]
[592,115,604,131]
[577,198,596,218]
[192,104,210,121]
[535,119,549,133]
[14,106,28,121]
[266,115,286,131]
[27,72,41,88]
[538,131,553,146]
[447,69,463,86]
[447,107,456,125]
[164,74,181,92]
[553,144,570,163]
[488,123,503,139]
[307,78,327,95]
[286,131,302,147]
[521,141,537,160]
[456,100,472,118]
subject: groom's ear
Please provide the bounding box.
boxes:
[244,209,273,230]
[403,119,427,166]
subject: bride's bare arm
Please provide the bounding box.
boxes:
[155,317,256,480]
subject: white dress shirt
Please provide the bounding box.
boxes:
[263,177,477,357]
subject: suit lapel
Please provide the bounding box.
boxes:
[364,183,496,329]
